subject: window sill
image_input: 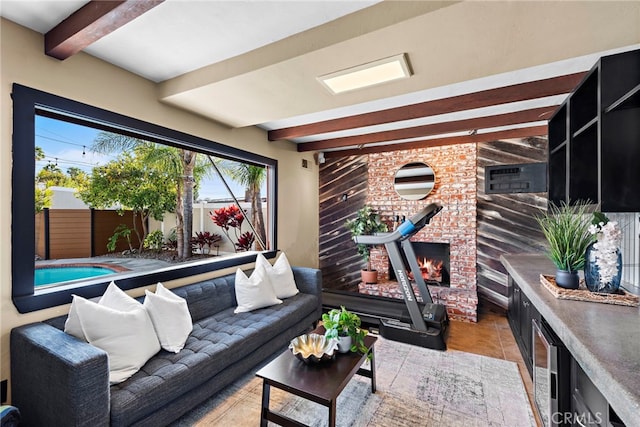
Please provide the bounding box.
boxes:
[14,251,274,313]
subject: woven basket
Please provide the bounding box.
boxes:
[539,274,640,307]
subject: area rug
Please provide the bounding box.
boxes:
[171,336,536,426]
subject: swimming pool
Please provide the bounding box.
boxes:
[35,265,119,287]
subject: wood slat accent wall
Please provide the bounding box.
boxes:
[476,137,548,308]
[321,137,549,309]
[319,155,368,292]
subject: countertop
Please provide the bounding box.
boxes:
[501,254,640,426]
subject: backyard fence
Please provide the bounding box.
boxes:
[35,209,143,260]
[35,202,269,260]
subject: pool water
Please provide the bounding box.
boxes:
[35,266,117,287]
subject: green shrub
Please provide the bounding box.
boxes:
[144,230,165,252]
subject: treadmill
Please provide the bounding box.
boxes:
[354,203,448,350]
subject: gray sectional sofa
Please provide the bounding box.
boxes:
[11,266,322,427]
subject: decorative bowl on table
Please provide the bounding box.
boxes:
[289,333,339,364]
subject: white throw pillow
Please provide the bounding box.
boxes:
[71,294,161,384]
[144,282,193,353]
[99,281,142,311]
[64,281,132,341]
[255,252,299,299]
[64,296,87,341]
[234,265,282,313]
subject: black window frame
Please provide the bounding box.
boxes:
[12,83,277,313]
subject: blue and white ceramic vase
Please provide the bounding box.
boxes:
[584,242,622,293]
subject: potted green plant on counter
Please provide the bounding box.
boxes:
[345,205,388,284]
[535,200,595,289]
[322,306,368,355]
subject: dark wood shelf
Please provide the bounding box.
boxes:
[571,116,597,138]
[549,140,567,155]
[548,48,640,211]
[548,103,567,151]
[569,70,598,134]
[605,83,640,114]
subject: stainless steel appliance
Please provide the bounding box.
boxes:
[532,318,572,426]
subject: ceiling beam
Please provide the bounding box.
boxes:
[45,0,164,60]
[323,125,548,158]
[268,72,584,141]
[297,105,556,152]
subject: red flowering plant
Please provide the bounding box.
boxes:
[190,231,222,254]
[210,205,243,230]
[235,231,255,252]
[209,204,253,252]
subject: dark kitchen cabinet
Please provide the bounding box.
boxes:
[507,273,627,426]
[548,48,640,211]
[502,255,636,426]
[571,359,626,426]
[507,276,540,377]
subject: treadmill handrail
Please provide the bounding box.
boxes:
[353,203,442,245]
[407,203,442,229]
[354,231,402,245]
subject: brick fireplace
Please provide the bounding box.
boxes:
[388,242,450,285]
[359,144,478,322]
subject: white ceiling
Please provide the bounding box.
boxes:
[87,0,383,83]
[2,0,639,151]
[1,0,380,82]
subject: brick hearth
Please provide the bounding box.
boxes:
[364,145,478,322]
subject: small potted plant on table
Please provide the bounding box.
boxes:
[535,200,595,289]
[322,306,368,354]
[345,205,388,284]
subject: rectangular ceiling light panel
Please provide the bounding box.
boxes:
[319,53,411,94]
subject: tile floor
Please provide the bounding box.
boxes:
[447,302,541,426]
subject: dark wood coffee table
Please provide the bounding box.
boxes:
[256,332,377,427]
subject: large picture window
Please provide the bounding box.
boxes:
[12,84,277,313]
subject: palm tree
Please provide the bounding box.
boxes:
[218,162,267,250]
[91,132,206,259]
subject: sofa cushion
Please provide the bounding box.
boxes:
[170,277,236,323]
[109,292,319,426]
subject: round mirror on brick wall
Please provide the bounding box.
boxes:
[394,162,435,200]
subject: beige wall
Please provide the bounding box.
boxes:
[0,19,319,390]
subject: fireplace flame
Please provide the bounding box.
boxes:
[409,257,443,282]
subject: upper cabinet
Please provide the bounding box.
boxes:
[548,48,640,212]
